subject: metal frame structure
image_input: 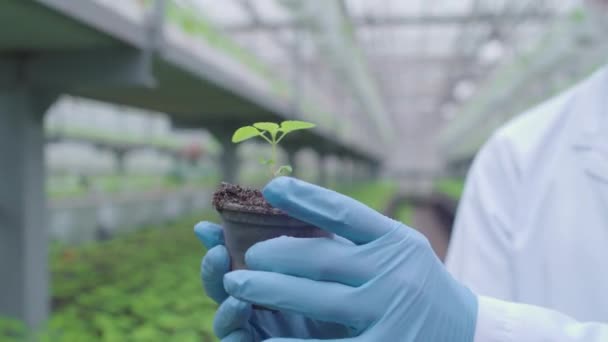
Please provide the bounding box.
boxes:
[223,11,552,32]
[212,0,570,183]
[0,0,379,328]
[439,6,608,165]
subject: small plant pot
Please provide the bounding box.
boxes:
[212,182,331,271]
[219,203,331,270]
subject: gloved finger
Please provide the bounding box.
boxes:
[221,329,253,342]
[194,221,225,249]
[245,236,371,286]
[263,177,399,245]
[214,296,252,339]
[333,234,354,245]
[224,270,373,327]
[202,245,231,303]
[264,339,355,342]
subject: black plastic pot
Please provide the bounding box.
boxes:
[219,203,332,270]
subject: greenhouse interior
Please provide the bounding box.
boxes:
[1,0,607,340]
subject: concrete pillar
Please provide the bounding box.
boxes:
[0,87,55,328]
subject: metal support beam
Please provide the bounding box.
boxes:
[352,12,551,27]
[0,59,19,91]
[234,0,295,56]
[25,49,156,89]
[435,0,548,113]
[224,12,552,32]
[236,0,264,30]
[146,0,167,53]
[0,86,56,329]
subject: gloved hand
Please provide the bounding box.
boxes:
[194,221,352,341]
[220,177,478,341]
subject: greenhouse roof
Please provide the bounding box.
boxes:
[190,0,595,170]
[2,0,605,167]
[0,0,380,162]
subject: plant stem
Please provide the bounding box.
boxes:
[271,141,277,176]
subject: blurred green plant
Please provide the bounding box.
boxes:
[47,174,218,199]
[46,126,181,150]
[395,204,413,226]
[3,181,402,341]
[232,121,315,178]
[2,213,220,341]
[0,317,27,342]
[337,180,398,213]
[435,178,465,200]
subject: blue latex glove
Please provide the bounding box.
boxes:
[194,222,351,341]
[220,177,478,341]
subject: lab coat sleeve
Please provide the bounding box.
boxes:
[445,133,520,300]
[475,296,608,342]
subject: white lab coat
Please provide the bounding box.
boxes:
[446,65,608,341]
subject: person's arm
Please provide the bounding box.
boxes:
[445,133,520,300]
[476,296,608,341]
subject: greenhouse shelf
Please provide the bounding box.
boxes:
[3,0,377,161]
[338,181,399,213]
[46,126,183,153]
[48,186,213,245]
[0,0,379,326]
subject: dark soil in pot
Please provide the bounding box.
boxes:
[213,182,332,270]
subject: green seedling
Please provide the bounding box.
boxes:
[232,121,315,177]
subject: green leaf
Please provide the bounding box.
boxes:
[253,122,280,134]
[279,120,315,134]
[274,165,293,176]
[232,126,261,143]
[259,158,274,166]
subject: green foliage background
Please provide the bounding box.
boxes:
[0,181,401,341]
[1,213,219,342]
[337,181,398,213]
[435,178,465,200]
